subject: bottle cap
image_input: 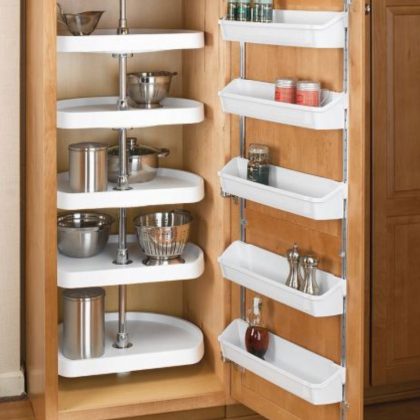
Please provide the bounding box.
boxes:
[253,297,262,315]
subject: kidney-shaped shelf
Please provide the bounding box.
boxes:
[57,97,204,129]
[58,29,204,54]
[59,312,204,378]
[57,168,204,210]
[219,319,345,405]
[219,79,346,130]
[219,241,346,317]
[219,158,347,220]
[219,10,347,48]
[58,235,204,289]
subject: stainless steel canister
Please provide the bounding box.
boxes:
[69,143,108,192]
[62,288,105,360]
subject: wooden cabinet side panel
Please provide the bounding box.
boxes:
[25,0,58,418]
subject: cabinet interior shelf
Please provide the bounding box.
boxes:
[219,79,346,130]
[57,97,205,129]
[59,312,204,378]
[219,158,347,220]
[219,319,345,405]
[58,235,204,289]
[219,10,347,49]
[57,29,204,54]
[219,241,346,317]
[57,168,204,210]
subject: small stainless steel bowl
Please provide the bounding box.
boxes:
[127,71,177,109]
[57,4,104,36]
[58,213,114,258]
[133,210,192,266]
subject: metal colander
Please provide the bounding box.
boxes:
[133,210,192,265]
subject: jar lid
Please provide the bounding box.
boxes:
[261,0,273,4]
[69,142,108,152]
[276,78,296,88]
[63,287,105,301]
[239,0,251,3]
[297,80,321,91]
[248,143,270,157]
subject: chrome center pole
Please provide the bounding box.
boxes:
[117,0,129,35]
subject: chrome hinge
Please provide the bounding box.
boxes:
[220,189,233,198]
[365,4,371,15]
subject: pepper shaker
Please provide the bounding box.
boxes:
[300,255,320,296]
[285,244,304,290]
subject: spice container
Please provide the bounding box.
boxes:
[62,288,105,360]
[251,0,262,22]
[260,0,273,23]
[237,0,251,21]
[227,0,238,20]
[285,244,304,290]
[296,81,321,107]
[245,297,269,359]
[275,78,296,104]
[69,142,108,193]
[247,144,270,185]
[300,256,320,295]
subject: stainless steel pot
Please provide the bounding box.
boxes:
[133,210,192,266]
[58,212,114,258]
[127,71,177,109]
[108,138,170,184]
[69,142,108,193]
[62,288,105,360]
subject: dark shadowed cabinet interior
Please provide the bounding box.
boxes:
[366,0,420,405]
[25,0,367,419]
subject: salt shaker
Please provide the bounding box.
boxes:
[300,256,320,295]
[285,244,303,290]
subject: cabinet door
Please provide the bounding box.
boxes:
[372,0,420,386]
[225,1,367,419]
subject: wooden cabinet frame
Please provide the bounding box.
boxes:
[25,0,366,418]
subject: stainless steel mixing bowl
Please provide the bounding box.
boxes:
[133,210,192,266]
[127,71,177,109]
[57,3,104,36]
[58,213,114,258]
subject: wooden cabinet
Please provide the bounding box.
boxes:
[369,0,420,396]
[25,0,367,419]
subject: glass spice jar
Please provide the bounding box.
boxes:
[260,0,273,23]
[296,80,321,107]
[247,144,270,185]
[227,0,238,20]
[237,0,252,21]
[251,0,262,22]
[275,78,296,104]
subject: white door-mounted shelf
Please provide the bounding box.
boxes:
[219,158,347,220]
[219,10,347,49]
[58,235,204,289]
[57,29,204,54]
[219,79,346,130]
[219,319,345,405]
[219,241,346,317]
[59,312,204,378]
[57,168,204,210]
[57,97,204,129]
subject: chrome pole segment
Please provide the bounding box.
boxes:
[239,42,247,320]
[117,54,129,111]
[117,0,129,35]
[113,284,132,349]
[113,207,132,266]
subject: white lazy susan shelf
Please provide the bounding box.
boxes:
[219,319,345,405]
[57,97,204,129]
[58,236,204,289]
[57,29,204,54]
[219,158,347,220]
[219,241,346,317]
[219,10,347,49]
[59,312,204,378]
[57,168,204,210]
[219,79,346,130]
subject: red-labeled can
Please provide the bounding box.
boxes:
[274,78,296,104]
[296,81,321,107]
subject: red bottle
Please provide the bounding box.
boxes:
[245,297,269,359]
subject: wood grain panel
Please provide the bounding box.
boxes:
[372,0,420,389]
[25,0,58,418]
